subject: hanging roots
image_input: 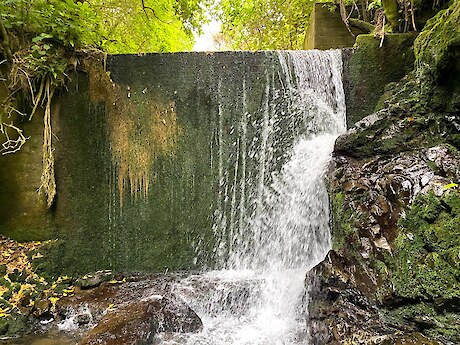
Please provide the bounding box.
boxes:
[6,47,60,208]
[38,77,56,208]
[0,121,29,155]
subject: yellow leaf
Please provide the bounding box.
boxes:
[106,303,115,311]
[444,183,459,189]
[49,296,60,307]
[32,252,44,259]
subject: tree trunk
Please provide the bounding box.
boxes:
[382,0,400,31]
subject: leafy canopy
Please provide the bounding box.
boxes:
[0,0,207,54]
[86,0,207,53]
[217,0,315,50]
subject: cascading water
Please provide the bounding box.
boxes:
[157,50,346,345]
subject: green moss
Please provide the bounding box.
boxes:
[390,190,460,300]
[346,33,416,126]
[0,313,30,337]
[331,191,360,251]
[335,107,460,158]
[414,0,460,78]
[387,303,460,342]
[373,259,394,303]
[32,240,67,280]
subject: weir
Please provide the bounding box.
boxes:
[2,50,346,344]
[0,50,345,275]
[163,50,346,344]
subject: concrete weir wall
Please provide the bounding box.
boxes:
[0,45,415,275]
[1,52,299,274]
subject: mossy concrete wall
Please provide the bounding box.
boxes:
[304,3,367,50]
[0,70,52,241]
[343,33,416,127]
[1,44,421,275]
[0,52,300,275]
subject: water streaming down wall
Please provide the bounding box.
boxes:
[164,50,346,345]
[212,50,346,270]
[0,50,345,343]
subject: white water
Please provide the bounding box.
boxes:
[158,50,346,345]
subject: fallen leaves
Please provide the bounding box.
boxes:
[0,236,75,319]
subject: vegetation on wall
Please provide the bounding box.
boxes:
[0,0,206,206]
[217,0,448,50]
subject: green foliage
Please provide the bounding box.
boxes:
[218,0,314,50]
[0,0,98,49]
[0,0,205,55]
[87,0,204,53]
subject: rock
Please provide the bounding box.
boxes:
[318,122,460,343]
[32,299,51,317]
[150,294,203,333]
[373,237,391,252]
[79,300,158,345]
[78,295,202,345]
[76,313,92,326]
[76,270,114,290]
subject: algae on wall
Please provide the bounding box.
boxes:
[343,33,416,127]
[88,65,182,206]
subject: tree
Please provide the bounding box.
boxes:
[218,0,315,50]
[85,0,207,53]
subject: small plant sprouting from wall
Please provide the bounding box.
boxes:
[87,60,181,206]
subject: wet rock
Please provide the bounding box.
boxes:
[318,128,460,343]
[373,237,391,253]
[79,300,159,345]
[32,298,51,317]
[76,270,114,290]
[78,295,202,345]
[151,294,203,333]
[76,313,92,326]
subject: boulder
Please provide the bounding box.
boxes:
[78,294,202,345]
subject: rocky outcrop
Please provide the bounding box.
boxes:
[309,4,460,341]
[308,141,460,344]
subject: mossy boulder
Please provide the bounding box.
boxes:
[390,190,460,301]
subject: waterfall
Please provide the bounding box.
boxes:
[157,49,346,345]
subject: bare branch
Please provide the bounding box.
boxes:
[141,0,170,24]
[0,122,29,155]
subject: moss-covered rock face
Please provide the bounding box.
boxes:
[392,190,460,301]
[310,142,460,343]
[343,33,416,127]
[414,0,460,80]
[309,2,460,343]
